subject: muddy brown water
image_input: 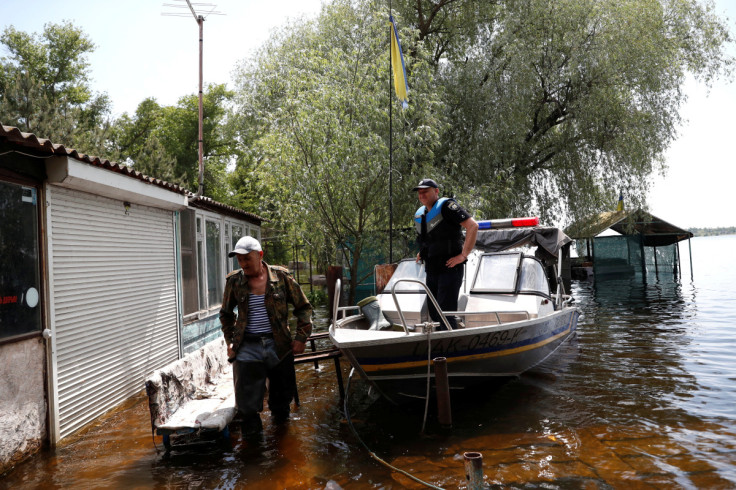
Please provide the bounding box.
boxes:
[3,236,736,488]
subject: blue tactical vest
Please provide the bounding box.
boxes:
[414,198,464,260]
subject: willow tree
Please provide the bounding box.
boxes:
[231,0,443,302]
[398,0,732,224]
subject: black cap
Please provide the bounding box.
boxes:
[412,178,439,191]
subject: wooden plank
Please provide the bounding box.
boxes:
[294,348,342,364]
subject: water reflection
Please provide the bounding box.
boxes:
[570,278,702,429]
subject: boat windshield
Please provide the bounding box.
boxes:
[470,253,521,293]
[471,252,551,295]
[519,257,550,295]
[383,259,427,293]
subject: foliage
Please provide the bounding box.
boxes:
[393,0,733,226]
[230,0,444,302]
[109,84,237,202]
[305,287,328,307]
[0,21,112,155]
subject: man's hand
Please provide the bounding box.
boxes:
[227,344,235,360]
[416,252,422,263]
[292,340,306,355]
[445,253,467,268]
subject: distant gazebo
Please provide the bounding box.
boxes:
[565,209,694,280]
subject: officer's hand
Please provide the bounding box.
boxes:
[445,253,467,268]
[292,340,306,355]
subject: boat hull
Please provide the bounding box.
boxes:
[331,307,579,401]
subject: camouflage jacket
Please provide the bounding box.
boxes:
[219,261,313,360]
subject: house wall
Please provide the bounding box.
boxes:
[0,337,46,475]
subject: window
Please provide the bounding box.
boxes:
[179,210,259,320]
[519,258,550,295]
[196,216,207,310]
[179,209,199,315]
[0,180,42,340]
[470,253,522,293]
[230,223,243,271]
[205,220,223,308]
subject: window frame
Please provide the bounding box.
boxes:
[181,209,260,322]
[0,174,44,345]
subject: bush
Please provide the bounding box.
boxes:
[306,288,327,306]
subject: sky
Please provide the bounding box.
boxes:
[2,0,735,229]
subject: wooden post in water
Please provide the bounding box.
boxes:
[433,357,452,428]
[464,452,484,489]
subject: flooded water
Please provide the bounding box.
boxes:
[3,235,736,488]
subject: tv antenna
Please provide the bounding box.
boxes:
[163,1,224,197]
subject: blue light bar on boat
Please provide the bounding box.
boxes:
[477,217,539,230]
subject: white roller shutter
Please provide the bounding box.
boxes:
[47,185,179,439]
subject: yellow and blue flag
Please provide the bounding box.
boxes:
[390,15,409,108]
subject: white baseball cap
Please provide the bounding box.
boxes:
[228,236,262,257]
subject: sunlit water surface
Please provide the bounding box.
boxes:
[3,235,736,488]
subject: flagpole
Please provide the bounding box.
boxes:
[388,0,394,264]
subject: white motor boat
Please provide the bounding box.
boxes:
[329,222,580,403]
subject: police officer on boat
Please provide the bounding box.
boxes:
[413,178,479,330]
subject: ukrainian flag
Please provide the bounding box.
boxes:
[390,15,409,108]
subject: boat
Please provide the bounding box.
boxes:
[329,220,580,403]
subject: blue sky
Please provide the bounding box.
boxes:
[2,0,735,228]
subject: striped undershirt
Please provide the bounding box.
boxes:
[245,294,271,334]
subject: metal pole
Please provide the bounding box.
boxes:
[688,236,694,280]
[197,15,204,196]
[653,244,659,279]
[433,357,452,428]
[464,452,484,490]
[388,0,393,264]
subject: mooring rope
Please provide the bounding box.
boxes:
[344,368,444,490]
[421,325,433,434]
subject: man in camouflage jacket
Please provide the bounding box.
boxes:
[220,236,312,438]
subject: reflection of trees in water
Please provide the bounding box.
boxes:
[566,277,704,428]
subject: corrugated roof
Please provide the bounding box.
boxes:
[189,195,265,225]
[0,124,266,224]
[566,209,692,246]
[1,124,187,194]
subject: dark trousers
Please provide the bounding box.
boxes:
[425,264,464,330]
[233,352,294,432]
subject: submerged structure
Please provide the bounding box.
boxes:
[566,209,693,280]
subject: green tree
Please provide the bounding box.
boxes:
[398,0,732,225]
[110,84,237,201]
[0,21,111,154]
[231,0,444,302]
[109,98,180,183]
